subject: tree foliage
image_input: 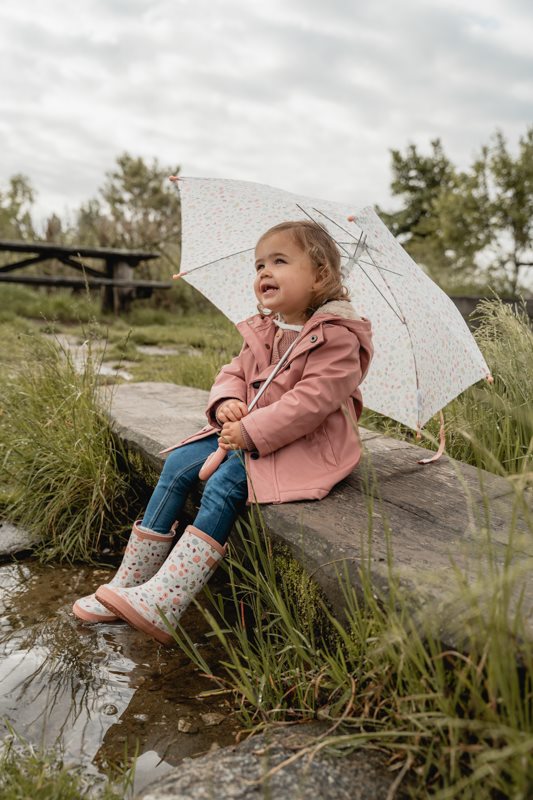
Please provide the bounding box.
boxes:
[76,153,181,265]
[0,173,36,240]
[379,127,533,296]
[2,134,531,296]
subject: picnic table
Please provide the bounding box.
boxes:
[0,239,173,313]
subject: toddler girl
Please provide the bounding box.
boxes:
[73,220,373,644]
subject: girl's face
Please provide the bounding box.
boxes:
[254,231,320,325]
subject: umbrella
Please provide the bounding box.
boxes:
[170,176,491,470]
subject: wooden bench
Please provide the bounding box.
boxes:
[107,382,533,648]
[0,240,173,313]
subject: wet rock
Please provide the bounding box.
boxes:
[201,712,225,727]
[0,520,34,558]
[177,718,199,734]
[136,723,398,800]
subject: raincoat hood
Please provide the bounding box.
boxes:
[234,300,373,385]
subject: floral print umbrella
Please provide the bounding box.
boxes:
[172,176,490,431]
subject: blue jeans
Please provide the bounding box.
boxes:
[140,434,248,545]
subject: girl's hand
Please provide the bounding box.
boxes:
[216,400,248,423]
[219,421,246,451]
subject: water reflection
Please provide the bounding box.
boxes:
[0,559,237,792]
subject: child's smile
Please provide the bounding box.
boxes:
[254,231,320,324]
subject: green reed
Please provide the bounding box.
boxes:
[0,727,131,800]
[171,479,533,798]
[0,331,134,561]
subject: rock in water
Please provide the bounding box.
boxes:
[136,723,397,800]
[0,520,34,558]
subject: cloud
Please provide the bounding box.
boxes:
[0,0,531,226]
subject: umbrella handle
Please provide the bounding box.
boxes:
[198,337,302,482]
[198,446,227,481]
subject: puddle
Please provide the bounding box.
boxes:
[135,344,203,358]
[44,333,134,381]
[0,559,239,793]
[43,335,202,383]
[137,345,180,357]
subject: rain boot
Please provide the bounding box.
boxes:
[95,525,225,644]
[72,520,177,623]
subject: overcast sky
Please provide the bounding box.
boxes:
[1,0,532,227]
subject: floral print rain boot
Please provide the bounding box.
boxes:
[95,525,226,644]
[72,520,177,623]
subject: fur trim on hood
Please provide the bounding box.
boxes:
[312,299,361,321]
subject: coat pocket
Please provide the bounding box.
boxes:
[306,424,338,468]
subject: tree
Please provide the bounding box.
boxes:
[380,139,456,237]
[75,153,182,272]
[489,129,533,294]
[377,139,478,288]
[0,174,36,240]
[380,128,533,296]
[44,212,64,243]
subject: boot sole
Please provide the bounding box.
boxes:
[95,586,174,645]
[72,599,119,623]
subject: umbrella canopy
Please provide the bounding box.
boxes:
[173,176,489,430]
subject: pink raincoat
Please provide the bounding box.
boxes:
[164,300,373,504]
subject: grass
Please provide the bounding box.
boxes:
[0,285,241,390]
[0,284,99,326]
[0,330,136,562]
[1,285,531,796]
[0,730,131,799]
[0,287,241,560]
[5,285,529,479]
[119,312,241,389]
[360,298,533,478]
[171,489,533,799]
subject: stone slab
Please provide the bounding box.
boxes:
[136,723,398,800]
[107,383,533,644]
[104,382,207,470]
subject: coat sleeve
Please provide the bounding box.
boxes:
[240,326,362,456]
[205,342,249,425]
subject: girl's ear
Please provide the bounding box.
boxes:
[312,263,328,290]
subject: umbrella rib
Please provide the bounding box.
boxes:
[354,262,406,323]
[294,204,353,258]
[310,207,360,244]
[302,205,397,272]
[310,207,386,256]
[355,258,402,276]
[363,241,423,422]
[297,203,406,323]
[178,246,255,276]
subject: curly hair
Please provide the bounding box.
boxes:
[256,220,349,318]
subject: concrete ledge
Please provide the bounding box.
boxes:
[108,382,533,644]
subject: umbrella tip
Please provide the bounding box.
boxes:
[486,373,494,384]
[172,273,183,279]
[347,215,357,222]
[168,175,180,182]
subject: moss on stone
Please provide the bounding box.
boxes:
[272,542,338,649]
[125,447,161,491]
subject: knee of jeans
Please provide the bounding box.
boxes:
[162,448,184,473]
[161,447,200,485]
[203,476,247,510]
